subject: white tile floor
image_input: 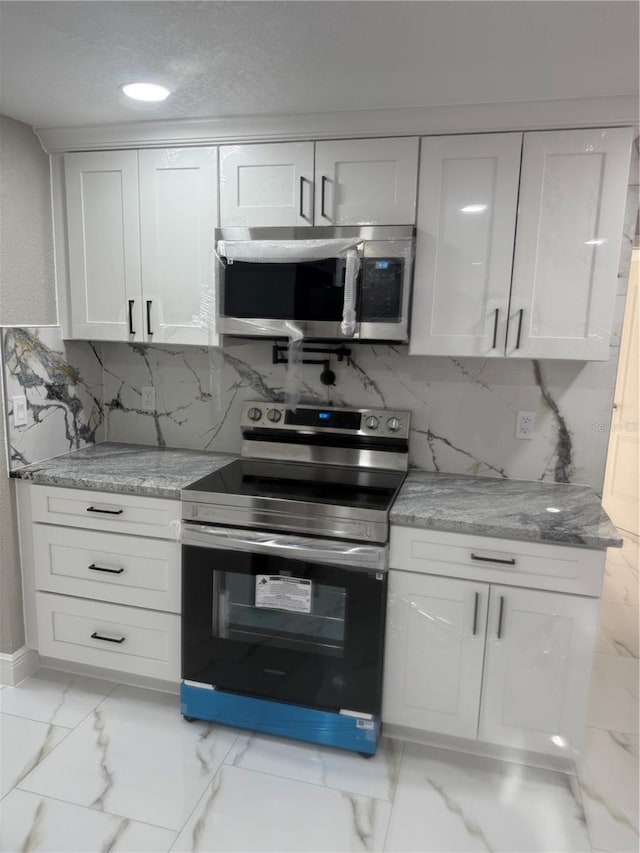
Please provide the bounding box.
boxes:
[0,533,638,853]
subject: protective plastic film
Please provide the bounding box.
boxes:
[216,238,363,408]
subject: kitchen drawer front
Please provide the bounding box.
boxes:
[34,525,180,612]
[31,485,180,539]
[390,527,605,596]
[36,592,180,681]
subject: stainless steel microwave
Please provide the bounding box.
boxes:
[215,225,415,342]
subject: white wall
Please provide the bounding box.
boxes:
[0,114,56,653]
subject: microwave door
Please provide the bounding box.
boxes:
[217,258,358,340]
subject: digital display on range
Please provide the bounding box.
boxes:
[285,409,362,430]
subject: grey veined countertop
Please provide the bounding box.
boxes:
[390,469,622,550]
[10,442,235,499]
[11,442,622,549]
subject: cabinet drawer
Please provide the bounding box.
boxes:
[34,525,180,612]
[390,527,605,596]
[36,592,180,682]
[31,486,180,539]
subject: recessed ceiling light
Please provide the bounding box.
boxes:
[461,204,488,214]
[546,507,561,513]
[120,82,171,102]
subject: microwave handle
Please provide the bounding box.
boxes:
[182,523,387,572]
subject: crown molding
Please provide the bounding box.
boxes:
[35,95,639,153]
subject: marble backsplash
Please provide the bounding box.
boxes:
[1,326,104,469]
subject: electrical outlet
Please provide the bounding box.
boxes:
[515,411,536,440]
[12,395,27,426]
[141,386,156,412]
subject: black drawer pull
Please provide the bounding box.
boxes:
[86,506,123,515]
[515,308,524,349]
[492,308,499,349]
[146,300,153,336]
[497,595,505,640]
[88,563,124,575]
[470,553,516,566]
[128,299,135,335]
[472,592,479,635]
[91,631,125,644]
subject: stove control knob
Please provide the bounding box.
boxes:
[267,408,282,423]
[247,407,262,422]
[364,415,379,431]
[387,416,401,432]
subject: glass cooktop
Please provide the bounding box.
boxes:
[184,459,405,512]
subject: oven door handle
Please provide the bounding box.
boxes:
[182,523,387,572]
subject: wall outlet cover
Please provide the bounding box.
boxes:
[515,411,536,439]
[12,395,27,426]
[141,386,156,412]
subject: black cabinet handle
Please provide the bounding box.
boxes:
[128,300,135,335]
[497,595,505,639]
[146,300,153,336]
[299,176,312,221]
[91,631,125,644]
[492,308,499,349]
[86,506,123,516]
[471,553,516,566]
[472,592,479,635]
[515,309,524,349]
[88,563,124,575]
[321,175,330,220]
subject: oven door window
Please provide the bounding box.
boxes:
[221,259,352,321]
[219,572,346,657]
[182,544,386,715]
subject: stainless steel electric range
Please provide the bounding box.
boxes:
[180,401,410,755]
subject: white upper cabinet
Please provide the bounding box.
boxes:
[219,142,314,226]
[219,138,419,227]
[65,151,142,341]
[410,133,522,356]
[509,128,633,360]
[314,138,419,225]
[139,148,218,346]
[62,148,219,345]
[479,585,599,755]
[410,126,632,360]
[383,571,488,739]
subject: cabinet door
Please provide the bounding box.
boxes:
[65,151,142,340]
[479,585,600,755]
[409,133,522,356]
[382,571,488,739]
[314,137,418,225]
[219,142,314,226]
[139,148,219,346]
[508,128,633,360]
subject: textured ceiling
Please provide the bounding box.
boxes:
[0,1,637,129]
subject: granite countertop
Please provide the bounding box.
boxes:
[391,470,622,550]
[11,443,621,549]
[10,442,236,499]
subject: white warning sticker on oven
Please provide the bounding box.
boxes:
[255,575,312,614]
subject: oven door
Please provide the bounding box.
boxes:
[216,256,357,339]
[181,524,387,715]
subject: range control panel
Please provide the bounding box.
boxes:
[240,401,411,440]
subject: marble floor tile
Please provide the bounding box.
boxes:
[586,654,639,734]
[384,743,591,852]
[18,685,239,830]
[225,732,403,801]
[0,668,116,728]
[601,560,639,606]
[578,728,639,853]
[0,788,176,852]
[0,713,69,798]
[172,764,392,852]
[594,603,639,657]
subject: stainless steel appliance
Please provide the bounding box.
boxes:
[215,226,415,342]
[180,401,410,755]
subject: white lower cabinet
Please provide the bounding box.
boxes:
[20,484,181,685]
[383,528,604,758]
[479,585,599,754]
[383,572,488,738]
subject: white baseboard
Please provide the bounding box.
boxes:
[0,646,40,686]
